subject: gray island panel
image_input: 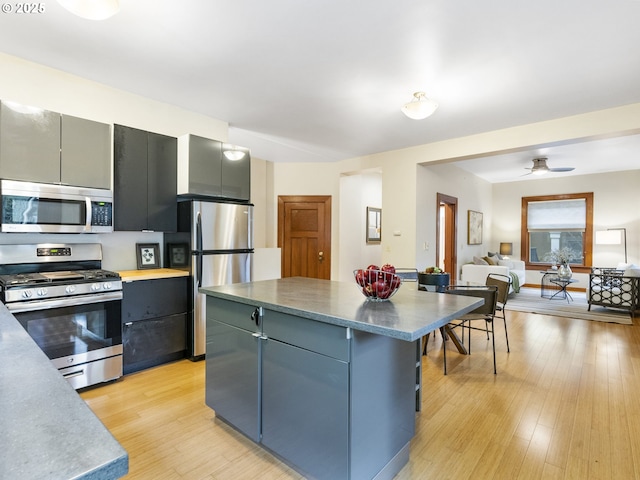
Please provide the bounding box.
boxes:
[0,303,128,480]
[199,276,483,341]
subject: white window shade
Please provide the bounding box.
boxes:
[527,199,586,231]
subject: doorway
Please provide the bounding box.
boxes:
[436,193,458,282]
[277,195,331,279]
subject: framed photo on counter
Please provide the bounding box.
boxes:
[167,243,189,268]
[136,243,160,269]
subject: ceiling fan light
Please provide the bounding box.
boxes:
[57,0,120,20]
[401,92,438,120]
[531,169,547,176]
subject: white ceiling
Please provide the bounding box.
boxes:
[1,0,640,181]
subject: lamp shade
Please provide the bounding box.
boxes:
[401,92,438,120]
[499,242,513,256]
[595,230,622,245]
[57,0,120,20]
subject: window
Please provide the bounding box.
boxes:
[521,193,593,270]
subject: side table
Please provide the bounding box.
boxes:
[540,270,560,299]
[549,278,579,303]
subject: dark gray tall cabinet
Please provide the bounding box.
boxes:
[0,101,110,188]
[178,134,251,201]
[114,124,177,232]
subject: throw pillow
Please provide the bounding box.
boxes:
[473,256,489,265]
[624,265,640,277]
[483,256,497,265]
[487,251,504,260]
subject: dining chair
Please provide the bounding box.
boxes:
[485,273,511,353]
[394,268,419,282]
[443,285,499,374]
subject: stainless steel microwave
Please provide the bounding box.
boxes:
[1,180,113,233]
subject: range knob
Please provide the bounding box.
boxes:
[22,289,33,299]
[36,288,48,297]
[104,282,112,290]
[91,283,102,291]
[65,285,76,294]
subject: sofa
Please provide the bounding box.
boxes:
[588,263,640,318]
[461,255,525,293]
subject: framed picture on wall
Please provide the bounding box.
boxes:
[167,243,189,268]
[467,210,483,245]
[136,243,160,269]
[366,207,381,243]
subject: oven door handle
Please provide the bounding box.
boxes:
[6,291,123,314]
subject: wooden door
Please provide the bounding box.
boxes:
[278,196,331,279]
[436,193,458,282]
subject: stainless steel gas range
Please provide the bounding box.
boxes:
[0,243,123,389]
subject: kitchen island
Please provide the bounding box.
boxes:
[0,303,128,480]
[200,277,482,480]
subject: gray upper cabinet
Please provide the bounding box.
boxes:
[178,134,251,202]
[61,114,111,189]
[114,124,177,232]
[0,101,61,183]
[0,101,111,189]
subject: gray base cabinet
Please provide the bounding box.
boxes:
[122,277,188,374]
[205,297,416,480]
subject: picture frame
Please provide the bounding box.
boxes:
[167,243,189,268]
[366,207,382,243]
[136,243,160,269]
[467,210,483,245]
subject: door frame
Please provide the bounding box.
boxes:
[436,193,458,282]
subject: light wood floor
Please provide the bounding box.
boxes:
[81,310,640,480]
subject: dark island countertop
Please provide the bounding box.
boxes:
[0,303,128,480]
[199,277,482,341]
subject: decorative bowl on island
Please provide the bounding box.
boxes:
[353,264,402,301]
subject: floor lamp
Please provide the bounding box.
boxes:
[595,228,627,264]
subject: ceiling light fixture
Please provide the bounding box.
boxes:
[401,92,438,120]
[222,144,246,161]
[57,0,120,20]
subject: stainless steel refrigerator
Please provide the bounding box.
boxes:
[174,200,253,360]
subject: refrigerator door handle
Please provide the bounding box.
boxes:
[196,210,203,252]
[196,253,203,288]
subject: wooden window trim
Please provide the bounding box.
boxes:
[521,192,593,274]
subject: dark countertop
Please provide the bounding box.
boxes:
[0,303,128,480]
[199,277,483,341]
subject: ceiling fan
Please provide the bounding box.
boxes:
[523,157,575,176]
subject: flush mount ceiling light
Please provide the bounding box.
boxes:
[222,144,247,161]
[57,0,120,20]
[401,92,438,120]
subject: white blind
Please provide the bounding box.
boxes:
[527,199,586,230]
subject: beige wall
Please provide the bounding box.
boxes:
[493,170,640,287]
[2,51,640,276]
[273,106,640,280]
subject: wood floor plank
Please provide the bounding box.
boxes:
[80,309,640,479]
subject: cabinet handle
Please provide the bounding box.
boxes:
[251,307,262,327]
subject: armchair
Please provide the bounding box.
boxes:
[588,265,640,319]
